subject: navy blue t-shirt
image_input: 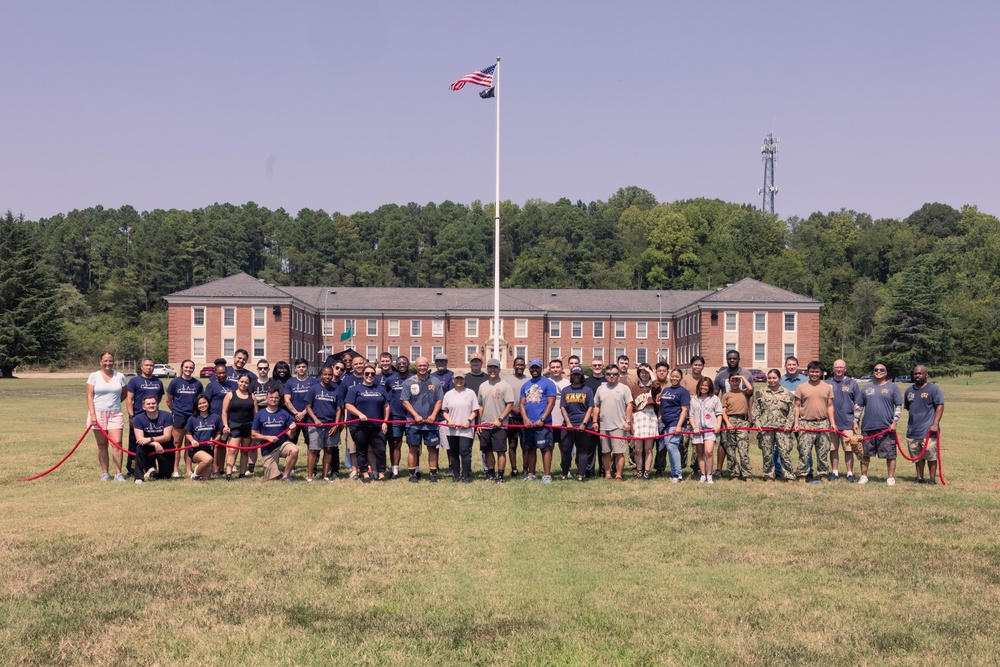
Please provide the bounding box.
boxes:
[127,376,165,414]
[166,377,203,418]
[376,370,398,389]
[386,373,411,420]
[857,381,903,431]
[904,383,944,439]
[346,383,389,421]
[226,366,256,386]
[185,413,222,444]
[826,376,860,431]
[252,408,295,455]
[307,382,340,424]
[337,374,365,404]
[560,384,594,427]
[204,378,238,416]
[659,385,691,429]
[133,410,172,438]
[434,369,455,393]
[284,376,315,413]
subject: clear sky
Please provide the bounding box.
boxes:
[3,1,998,222]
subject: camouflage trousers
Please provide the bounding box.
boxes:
[758,429,795,480]
[723,417,753,479]
[796,419,832,478]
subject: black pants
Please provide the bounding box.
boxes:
[447,435,473,479]
[126,417,137,472]
[134,443,174,481]
[350,424,386,475]
[586,431,601,476]
[563,427,588,476]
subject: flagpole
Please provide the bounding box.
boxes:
[492,55,501,364]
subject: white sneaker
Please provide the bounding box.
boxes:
[706,476,715,484]
[134,479,143,485]
[858,475,869,485]
[886,477,895,486]
[170,471,181,479]
[699,474,707,483]
[306,478,314,484]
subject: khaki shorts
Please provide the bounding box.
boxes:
[908,436,938,462]
[262,441,297,479]
[600,429,628,455]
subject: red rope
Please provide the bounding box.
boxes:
[895,430,947,486]
[15,426,90,482]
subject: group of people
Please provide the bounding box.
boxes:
[85,348,944,487]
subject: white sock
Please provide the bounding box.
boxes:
[392,466,399,474]
[414,466,420,474]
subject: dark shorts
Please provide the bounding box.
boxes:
[390,424,406,439]
[863,430,897,460]
[523,426,553,450]
[479,427,507,453]
[191,445,213,458]
[229,422,251,438]
[406,424,440,447]
[173,413,191,431]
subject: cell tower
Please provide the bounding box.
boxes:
[759,133,779,214]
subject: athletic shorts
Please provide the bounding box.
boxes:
[862,430,897,460]
[390,424,406,439]
[907,436,938,462]
[308,426,341,451]
[523,426,553,450]
[479,427,507,453]
[229,422,251,438]
[600,428,627,455]
[87,410,124,432]
[173,413,191,431]
[191,445,213,459]
[406,424,440,447]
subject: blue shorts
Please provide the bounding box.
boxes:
[523,426,553,450]
[390,424,406,439]
[406,424,440,447]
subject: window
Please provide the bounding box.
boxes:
[466,345,478,361]
[254,339,265,358]
[432,345,444,359]
[636,322,647,339]
[784,313,796,332]
[515,345,527,360]
[614,347,626,360]
[432,320,444,337]
[515,319,528,338]
[549,320,561,338]
[410,320,422,336]
[223,338,235,356]
[466,318,478,337]
[388,319,400,337]
[345,319,356,336]
[571,321,583,338]
[323,318,334,336]
[636,348,647,364]
[784,343,796,359]
[754,312,766,332]
[549,347,561,362]
[388,345,399,358]
[725,342,737,353]
[693,314,699,333]
[367,345,378,362]
[592,347,604,360]
[571,346,583,360]
[367,319,378,336]
[680,319,686,338]
[658,348,669,363]
[489,318,502,336]
[192,307,205,327]
[248,307,262,328]
[410,345,422,360]
[659,321,669,339]
[192,338,205,356]
[593,322,604,338]
[754,343,766,364]
[725,312,737,332]
[223,308,235,327]
[614,321,626,339]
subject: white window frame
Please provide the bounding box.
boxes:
[659,321,669,339]
[592,347,604,361]
[784,343,796,359]
[593,322,604,338]
[192,338,205,357]
[432,345,444,359]
[253,338,265,358]
[410,345,422,360]
[549,320,561,338]
[515,319,528,338]
[367,319,378,337]
[571,321,583,338]
[754,343,766,364]
[410,320,422,336]
[323,318,334,336]
[366,345,378,362]
[614,347,626,360]
[657,348,669,363]
[223,338,235,356]
[345,319,356,336]
[635,347,647,364]
[515,345,527,360]
[466,318,479,337]
[614,321,626,339]
[725,341,737,353]
[388,345,399,358]
[549,347,561,362]
[636,322,647,339]
[388,319,400,337]
[223,307,236,328]
[192,307,205,327]
[754,312,767,332]
[725,312,738,332]
[466,345,478,361]
[432,320,444,337]
[571,346,583,360]
[784,312,797,332]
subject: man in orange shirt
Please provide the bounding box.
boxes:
[793,361,836,483]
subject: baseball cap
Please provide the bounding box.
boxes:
[570,365,585,375]
[434,353,448,361]
[487,358,502,367]
[469,352,483,362]
[529,357,543,368]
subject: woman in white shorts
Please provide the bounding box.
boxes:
[86,352,128,481]
[688,377,722,483]
[629,364,660,479]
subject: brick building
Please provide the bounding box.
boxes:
[164,273,821,372]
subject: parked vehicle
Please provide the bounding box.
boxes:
[152,364,177,378]
[894,375,912,383]
[199,366,216,379]
[858,375,874,383]
[750,369,766,382]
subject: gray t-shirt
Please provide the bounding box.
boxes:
[594,382,633,431]
[401,375,444,419]
[714,367,754,396]
[549,377,570,426]
[478,379,515,424]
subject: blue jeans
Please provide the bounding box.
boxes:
[666,433,683,478]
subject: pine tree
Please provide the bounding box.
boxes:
[0,212,67,377]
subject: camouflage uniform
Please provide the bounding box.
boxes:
[796,420,832,478]
[752,386,796,480]
[723,417,752,478]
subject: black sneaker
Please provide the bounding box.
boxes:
[461,476,472,484]
[428,472,438,483]
[510,469,519,478]
[496,475,506,484]
[390,471,400,480]
[408,472,420,483]
[452,473,460,483]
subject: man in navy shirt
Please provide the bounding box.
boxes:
[283,357,315,445]
[383,356,411,479]
[227,349,256,386]
[854,362,903,486]
[904,365,945,485]
[132,395,173,484]
[402,357,444,482]
[125,356,165,475]
[252,388,298,482]
[826,359,860,481]
[338,354,367,477]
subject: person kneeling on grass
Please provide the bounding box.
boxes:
[185,395,221,481]
[251,388,299,482]
[133,395,174,485]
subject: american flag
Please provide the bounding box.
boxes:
[449,64,495,91]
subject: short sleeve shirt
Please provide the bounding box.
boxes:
[795,381,834,421]
[166,377,203,418]
[401,375,444,418]
[714,367,754,396]
[442,388,479,438]
[904,383,944,439]
[127,376,165,414]
[857,381,902,431]
[659,385,691,429]
[307,382,340,424]
[560,384,595,427]
[826,376,860,431]
[133,410,172,438]
[284,376,315,413]
[478,379,515,424]
[252,408,295,455]
[520,377,558,424]
[87,370,128,412]
[185,413,222,444]
[595,382,633,431]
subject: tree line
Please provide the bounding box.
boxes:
[2,186,997,376]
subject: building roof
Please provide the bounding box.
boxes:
[166,274,818,314]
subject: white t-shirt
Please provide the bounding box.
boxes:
[441,388,479,438]
[549,377,570,426]
[87,370,128,412]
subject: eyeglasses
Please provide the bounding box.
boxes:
[363,371,376,377]
[873,368,887,373]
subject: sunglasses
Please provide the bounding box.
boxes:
[363,371,376,377]
[606,372,620,377]
[257,367,269,371]
[874,368,887,373]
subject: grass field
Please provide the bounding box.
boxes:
[1,376,998,666]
